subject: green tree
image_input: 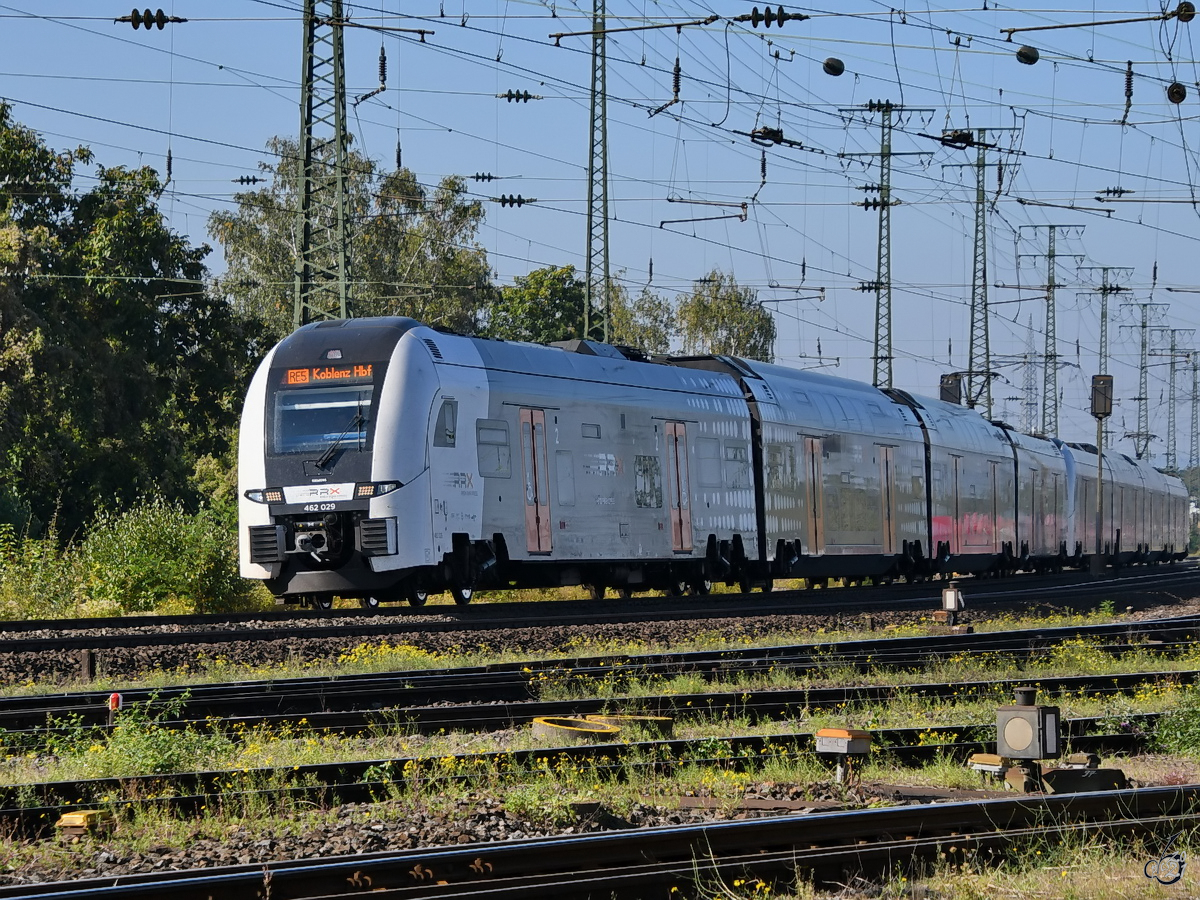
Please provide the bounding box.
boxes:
[208,137,493,343]
[0,103,254,535]
[676,269,776,362]
[610,281,675,355]
[486,265,585,344]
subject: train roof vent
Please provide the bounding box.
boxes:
[422,338,444,360]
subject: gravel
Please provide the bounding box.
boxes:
[0,782,892,886]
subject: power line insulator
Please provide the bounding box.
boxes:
[746,5,799,27]
[497,90,539,103]
[1015,45,1039,65]
[473,173,496,182]
[823,57,845,77]
[117,8,187,29]
[497,194,535,207]
[233,175,265,185]
[1167,82,1187,104]
[1178,1,1196,23]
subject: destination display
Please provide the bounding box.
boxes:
[283,363,374,386]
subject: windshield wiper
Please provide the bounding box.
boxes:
[315,411,365,470]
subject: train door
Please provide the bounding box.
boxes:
[879,446,896,555]
[803,437,825,554]
[519,408,552,553]
[951,456,962,554]
[665,422,693,552]
[989,461,1000,552]
[1051,473,1061,552]
[1031,469,1043,552]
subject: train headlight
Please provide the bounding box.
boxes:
[355,481,402,498]
[245,488,284,504]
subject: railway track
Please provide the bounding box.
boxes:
[0,713,1155,838]
[4,784,1195,899]
[1,563,1195,654]
[5,612,1198,734]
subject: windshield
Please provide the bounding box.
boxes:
[272,386,374,455]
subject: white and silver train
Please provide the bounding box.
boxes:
[238,317,1189,607]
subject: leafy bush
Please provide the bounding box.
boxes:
[0,520,82,619]
[78,497,270,615]
[0,497,272,618]
[1154,689,1200,755]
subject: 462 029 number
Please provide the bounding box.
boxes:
[303,503,337,512]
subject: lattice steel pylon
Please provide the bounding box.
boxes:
[1149,327,1194,471]
[942,127,1017,418]
[1077,266,1132,376]
[1022,315,1039,434]
[967,134,991,417]
[1121,301,1168,459]
[1191,355,1199,468]
[871,102,894,389]
[1017,224,1078,437]
[582,0,610,343]
[841,101,933,389]
[294,0,353,329]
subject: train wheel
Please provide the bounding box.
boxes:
[314,596,334,611]
[689,579,711,596]
[617,586,633,600]
[760,579,773,593]
[451,585,474,605]
[585,583,606,601]
[738,576,753,594]
[359,596,381,610]
[666,581,687,597]
[407,586,428,607]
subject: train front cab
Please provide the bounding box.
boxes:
[239,318,442,606]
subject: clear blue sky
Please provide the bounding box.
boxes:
[5,2,1200,461]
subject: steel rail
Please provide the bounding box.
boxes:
[0,564,1195,652]
[3,785,1196,899]
[6,612,1200,726]
[0,715,1155,838]
[5,658,1195,748]
[7,562,1193,633]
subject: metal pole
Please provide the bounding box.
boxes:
[1092,416,1104,575]
[874,104,893,390]
[583,0,610,343]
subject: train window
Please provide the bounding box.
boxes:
[556,451,576,506]
[695,438,722,487]
[582,423,602,439]
[476,419,511,478]
[766,443,797,491]
[434,400,458,447]
[635,455,663,508]
[272,386,373,455]
[724,443,751,489]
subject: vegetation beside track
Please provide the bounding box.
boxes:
[3,614,1200,896]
